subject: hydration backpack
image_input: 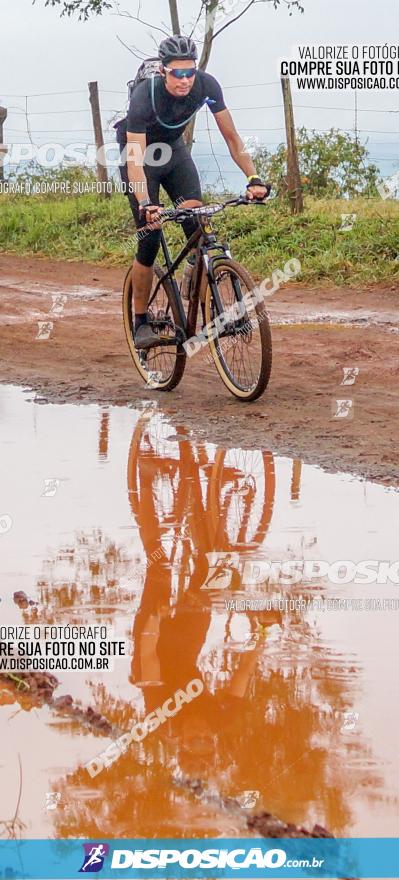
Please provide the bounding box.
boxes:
[114,59,162,197]
[127,57,162,100]
[114,58,161,147]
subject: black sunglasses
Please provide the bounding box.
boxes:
[163,66,196,79]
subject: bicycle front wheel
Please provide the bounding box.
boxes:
[204,259,272,401]
[123,262,186,391]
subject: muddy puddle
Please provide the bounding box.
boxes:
[0,277,109,301]
[268,306,399,333]
[0,278,112,327]
[1,383,399,841]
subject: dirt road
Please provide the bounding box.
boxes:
[0,253,398,486]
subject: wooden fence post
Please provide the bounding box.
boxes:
[88,82,110,198]
[0,107,8,182]
[281,77,303,214]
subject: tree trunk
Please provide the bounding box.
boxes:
[168,0,181,33]
[183,0,219,151]
[183,117,196,151]
[198,0,219,69]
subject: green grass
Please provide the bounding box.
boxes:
[0,180,398,286]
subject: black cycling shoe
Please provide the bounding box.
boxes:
[134,324,160,350]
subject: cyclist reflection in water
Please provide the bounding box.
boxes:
[129,425,279,781]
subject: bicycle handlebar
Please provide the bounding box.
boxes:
[157,193,273,226]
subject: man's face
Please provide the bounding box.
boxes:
[162,58,196,97]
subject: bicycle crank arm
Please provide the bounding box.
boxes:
[147,329,186,348]
[207,317,254,340]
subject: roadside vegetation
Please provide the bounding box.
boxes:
[0,160,398,287]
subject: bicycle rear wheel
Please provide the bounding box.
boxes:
[204,259,272,401]
[122,262,186,391]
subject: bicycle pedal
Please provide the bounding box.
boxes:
[155,334,177,346]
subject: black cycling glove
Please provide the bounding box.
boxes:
[246,177,271,197]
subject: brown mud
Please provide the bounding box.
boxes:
[0,252,398,488]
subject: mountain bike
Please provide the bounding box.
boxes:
[122,196,272,402]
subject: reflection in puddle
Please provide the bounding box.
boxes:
[0,384,398,841]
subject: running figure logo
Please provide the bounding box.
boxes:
[79,843,109,873]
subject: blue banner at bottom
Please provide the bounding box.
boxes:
[1,838,399,879]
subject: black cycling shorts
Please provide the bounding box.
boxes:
[119,137,202,267]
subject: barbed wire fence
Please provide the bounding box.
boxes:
[0,78,398,197]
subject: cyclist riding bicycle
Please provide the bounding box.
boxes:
[123,34,270,350]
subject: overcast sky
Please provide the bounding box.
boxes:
[1,0,398,186]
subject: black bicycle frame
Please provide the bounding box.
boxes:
[151,217,234,339]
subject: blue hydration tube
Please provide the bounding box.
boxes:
[150,75,215,129]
